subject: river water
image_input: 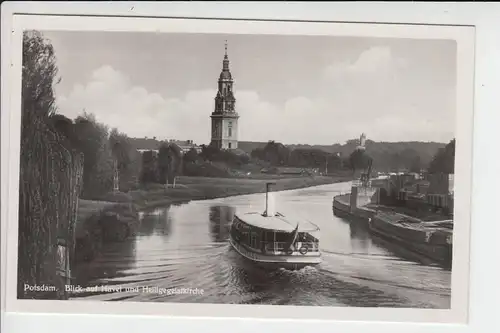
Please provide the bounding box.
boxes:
[72,181,451,308]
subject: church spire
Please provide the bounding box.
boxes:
[222,40,230,71]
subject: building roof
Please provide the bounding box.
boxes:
[129,137,200,152]
[130,137,162,151]
[235,212,320,233]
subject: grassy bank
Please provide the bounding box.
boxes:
[130,173,353,211]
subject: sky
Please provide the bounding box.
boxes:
[41,31,457,146]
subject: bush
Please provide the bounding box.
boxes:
[99,191,133,203]
[184,161,230,178]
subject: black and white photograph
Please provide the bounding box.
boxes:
[3,14,476,324]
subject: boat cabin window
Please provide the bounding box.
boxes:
[250,231,259,249]
[232,218,254,247]
[232,217,319,253]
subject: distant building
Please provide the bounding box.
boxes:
[210,41,239,150]
[426,173,454,211]
[355,133,367,151]
[132,138,202,155]
[374,172,454,213]
[170,140,202,154]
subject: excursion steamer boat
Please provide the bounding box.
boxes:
[229,183,321,270]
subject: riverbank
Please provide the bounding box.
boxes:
[131,174,352,211]
[75,199,139,263]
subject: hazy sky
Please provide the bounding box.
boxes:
[42,31,457,145]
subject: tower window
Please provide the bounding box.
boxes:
[228,128,232,137]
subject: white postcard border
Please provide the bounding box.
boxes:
[4,12,474,323]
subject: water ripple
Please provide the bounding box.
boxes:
[72,182,451,309]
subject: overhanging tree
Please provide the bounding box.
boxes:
[428,139,455,174]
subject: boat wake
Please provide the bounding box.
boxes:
[320,249,409,262]
[70,240,450,308]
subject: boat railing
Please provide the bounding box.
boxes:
[352,179,362,187]
[261,241,320,254]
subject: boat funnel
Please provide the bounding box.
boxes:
[264,182,276,217]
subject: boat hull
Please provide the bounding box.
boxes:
[333,194,453,267]
[229,235,321,271]
[369,214,452,266]
[332,194,374,223]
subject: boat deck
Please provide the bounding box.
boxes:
[375,212,452,232]
[235,212,319,232]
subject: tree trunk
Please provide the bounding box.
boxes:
[113,158,119,192]
[18,115,83,300]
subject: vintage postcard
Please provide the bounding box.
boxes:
[3,14,475,324]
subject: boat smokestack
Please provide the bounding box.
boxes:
[264,182,276,217]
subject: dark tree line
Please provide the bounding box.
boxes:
[428,139,455,174]
[248,140,451,175]
[288,139,445,173]
[251,141,347,172]
[140,143,183,185]
[122,136,455,188]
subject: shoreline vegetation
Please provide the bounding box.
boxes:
[74,173,352,264]
[133,174,352,211]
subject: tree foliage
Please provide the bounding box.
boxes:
[157,143,183,185]
[141,150,158,183]
[108,128,141,190]
[18,31,84,299]
[251,141,290,166]
[428,139,455,174]
[348,149,373,174]
[22,30,60,122]
[73,113,114,198]
[251,141,344,172]
[183,148,200,165]
[287,139,445,172]
[199,145,249,167]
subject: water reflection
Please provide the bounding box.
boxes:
[73,230,138,288]
[338,211,438,266]
[208,205,234,243]
[348,220,371,253]
[138,206,173,237]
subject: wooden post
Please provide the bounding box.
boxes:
[56,238,70,300]
[113,159,119,192]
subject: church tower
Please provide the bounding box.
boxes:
[210,41,239,150]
